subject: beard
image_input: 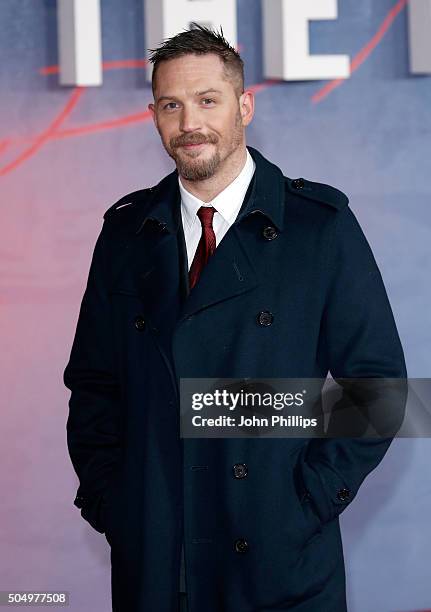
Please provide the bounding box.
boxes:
[162,109,244,181]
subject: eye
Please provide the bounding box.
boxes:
[202,98,215,105]
[163,102,179,110]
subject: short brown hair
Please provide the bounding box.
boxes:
[148,23,244,98]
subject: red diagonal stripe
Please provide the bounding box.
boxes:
[0,87,84,176]
[312,0,408,103]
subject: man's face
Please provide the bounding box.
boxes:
[148,53,253,181]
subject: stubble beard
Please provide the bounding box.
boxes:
[163,110,244,182]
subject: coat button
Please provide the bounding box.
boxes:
[233,463,248,479]
[234,538,249,553]
[337,488,351,502]
[291,177,305,189]
[257,311,274,326]
[262,226,278,241]
[134,315,146,331]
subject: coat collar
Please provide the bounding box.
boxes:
[134,145,285,235]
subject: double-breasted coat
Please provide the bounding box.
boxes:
[64,146,406,611]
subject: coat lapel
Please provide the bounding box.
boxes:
[177,190,259,324]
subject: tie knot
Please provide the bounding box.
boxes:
[197,205,215,228]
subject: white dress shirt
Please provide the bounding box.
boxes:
[178,147,256,270]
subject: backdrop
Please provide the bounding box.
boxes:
[0,1,430,611]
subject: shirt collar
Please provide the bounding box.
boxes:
[178,147,256,230]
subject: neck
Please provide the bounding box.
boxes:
[179,145,248,203]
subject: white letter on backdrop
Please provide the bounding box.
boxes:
[57,0,102,86]
[144,0,237,84]
[408,0,431,74]
[262,0,350,80]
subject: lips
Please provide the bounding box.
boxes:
[181,142,207,148]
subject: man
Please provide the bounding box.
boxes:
[64,24,406,612]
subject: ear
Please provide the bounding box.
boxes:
[239,90,254,127]
[148,102,158,129]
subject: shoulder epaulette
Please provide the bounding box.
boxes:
[103,187,155,220]
[285,177,349,211]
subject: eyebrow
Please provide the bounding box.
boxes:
[157,89,223,104]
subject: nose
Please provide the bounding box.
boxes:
[179,103,202,133]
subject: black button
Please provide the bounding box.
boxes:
[337,488,351,502]
[234,538,249,553]
[291,177,305,189]
[257,311,274,326]
[233,463,248,479]
[158,222,168,232]
[134,315,146,331]
[262,226,278,241]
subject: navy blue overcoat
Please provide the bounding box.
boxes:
[64,146,406,611]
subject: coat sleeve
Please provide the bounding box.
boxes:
[296,205,407,524]
[63,220,121,534]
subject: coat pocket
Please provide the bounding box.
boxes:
[297,492,323,549]
[291,459,323,550]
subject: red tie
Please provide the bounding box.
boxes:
[189,205,216,290]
